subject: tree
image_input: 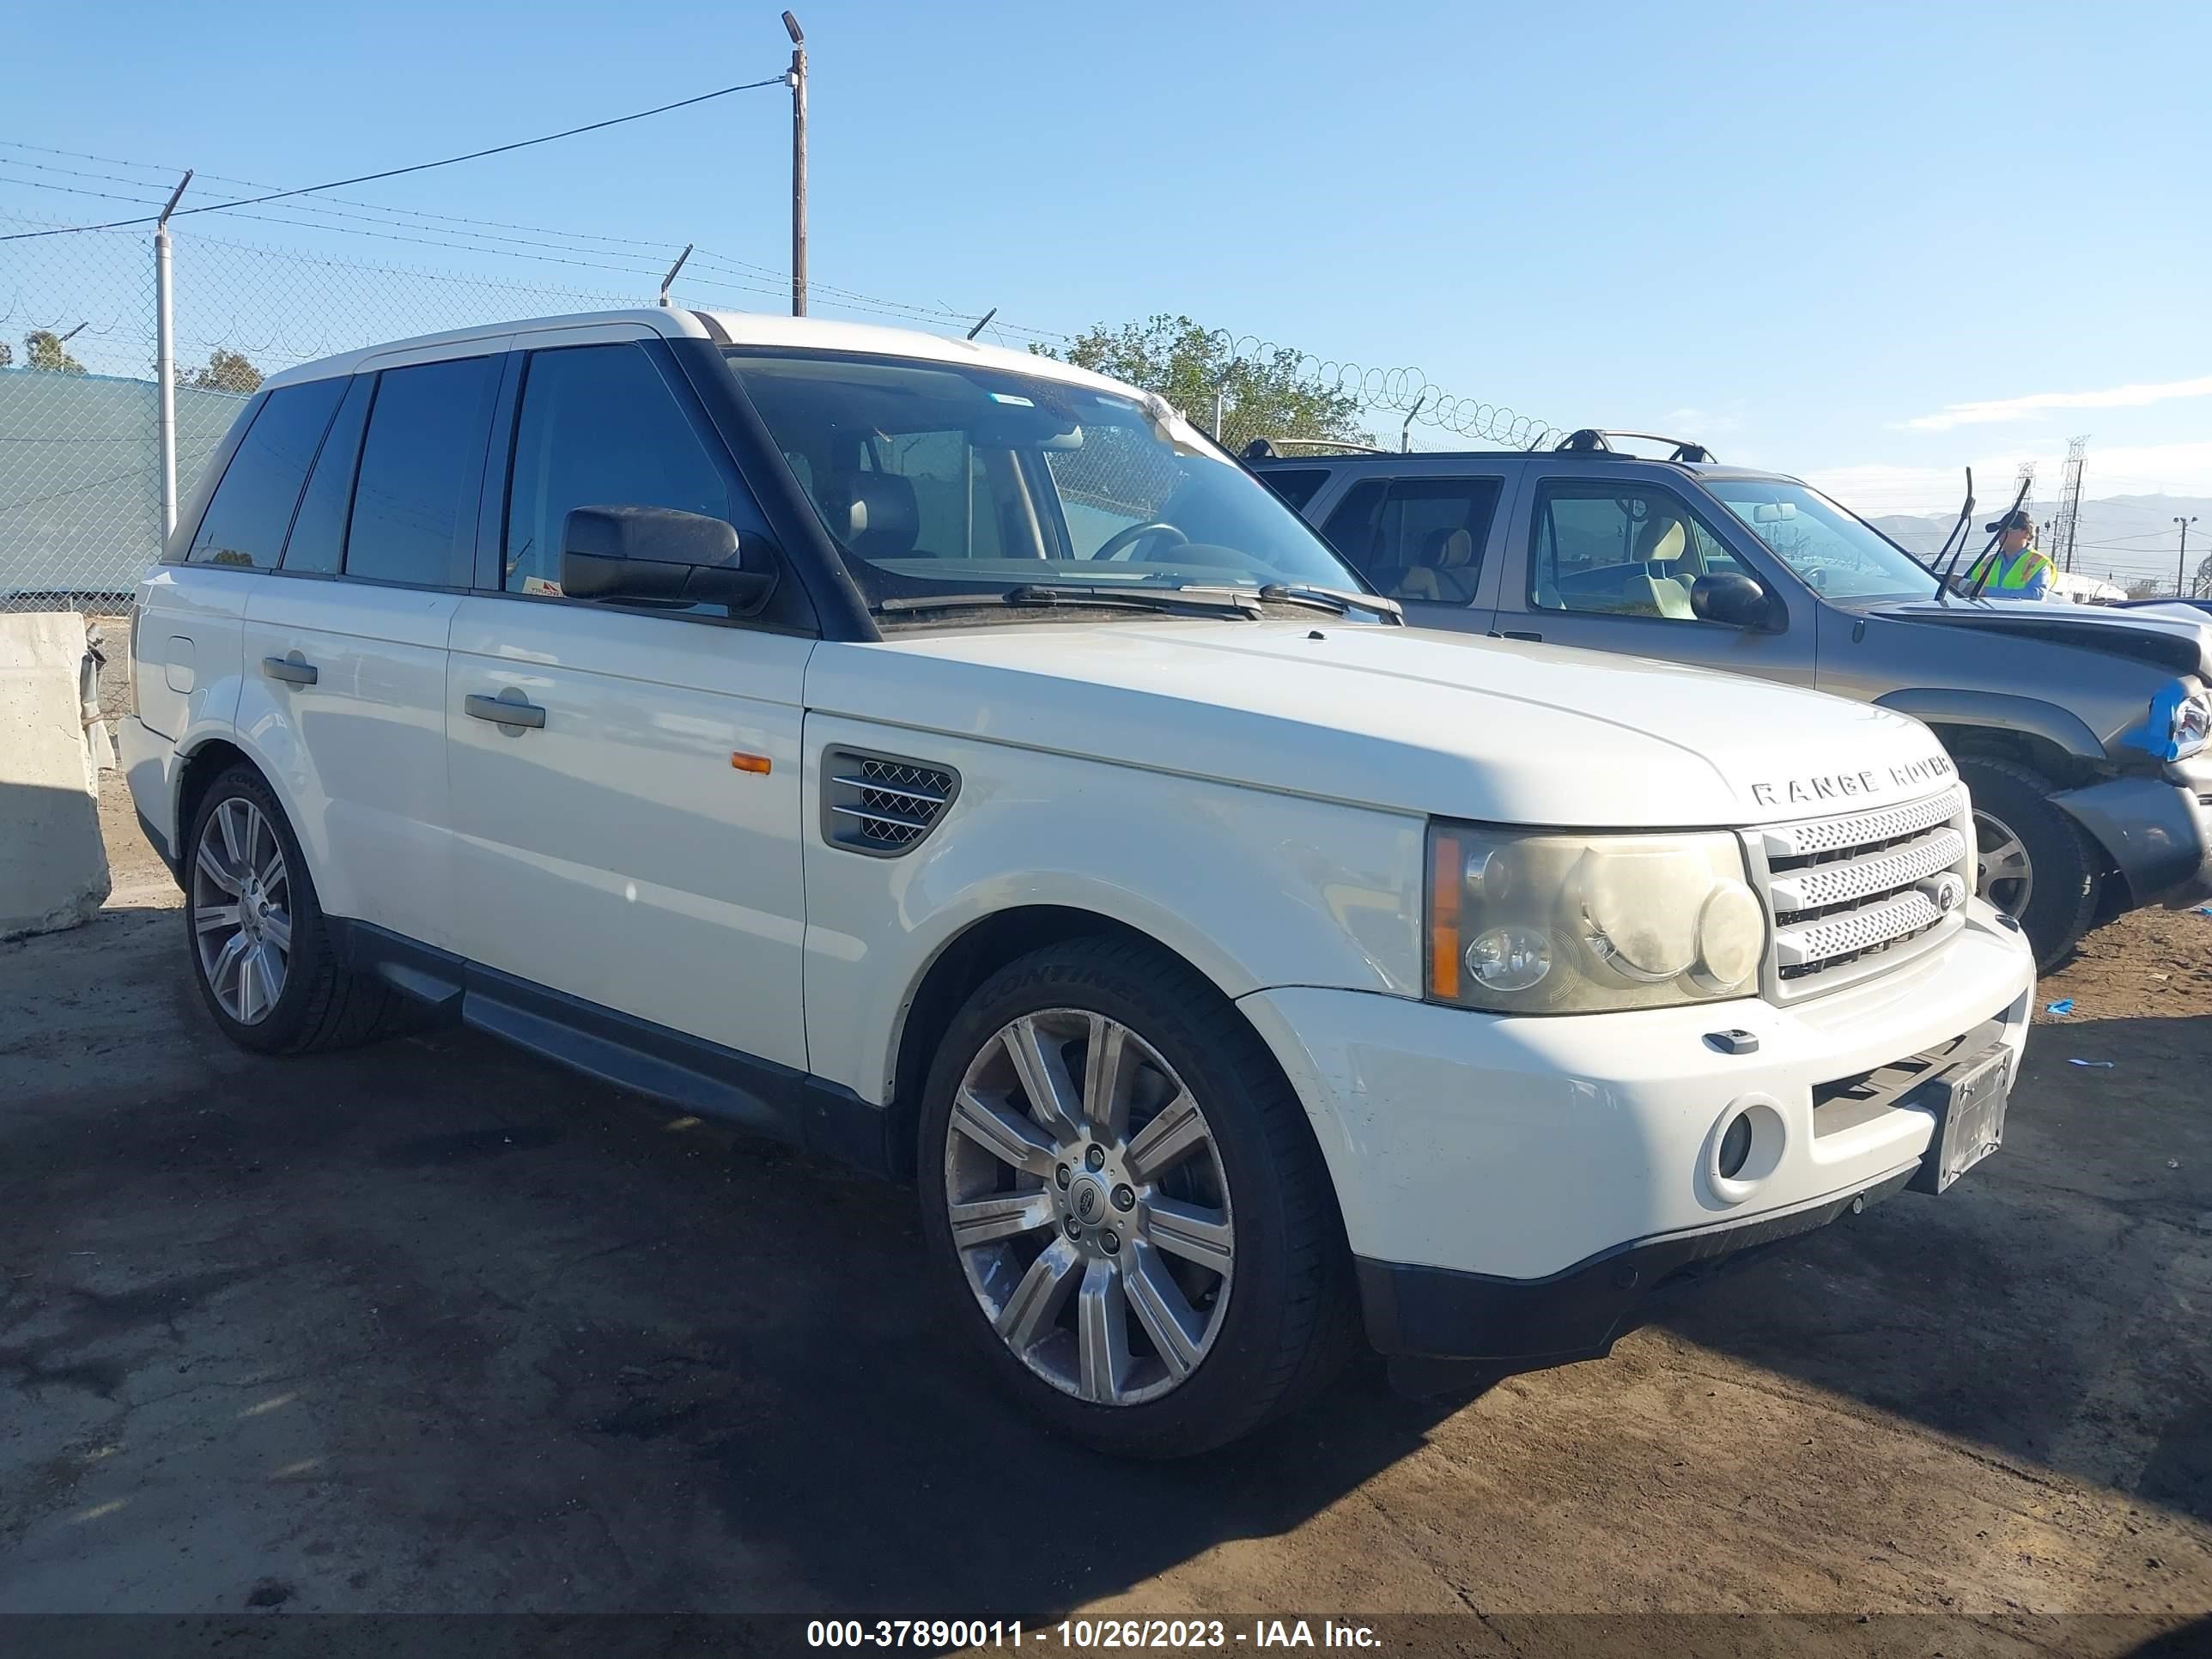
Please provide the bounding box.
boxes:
[24,330,86,374]
[2125,578,2162,602]
[0,340,11,368]
[190,348,264,395]
[2193,550,2212,600]
[1038,314,1370,450]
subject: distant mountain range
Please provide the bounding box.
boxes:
[1863,494,2212,592]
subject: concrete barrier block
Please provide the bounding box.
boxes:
[2,611,113,939]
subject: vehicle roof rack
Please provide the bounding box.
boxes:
[1241,436,1389,461]
[1551,428,1716,465]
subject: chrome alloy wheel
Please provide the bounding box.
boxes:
[944,1009,1235,1407]
[191,797,294,1025]
[1973,807,2034,921]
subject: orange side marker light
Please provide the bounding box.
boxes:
[730,752,772,775]
[1428,831,1462,1000]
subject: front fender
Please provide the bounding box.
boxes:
[1874,687,2106,763]
[799,714,1425,1103]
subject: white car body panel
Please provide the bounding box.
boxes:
[1243,901,2033,1279]
[133,565,249,745]
[806,619,1959,830]
[239,578,460,948]
[447,599,813,1073]
[799,705,1426,1105]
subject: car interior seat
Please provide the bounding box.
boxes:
[1398,527,1479,604]
[1630,515,1696,618]
[819,472,921,559]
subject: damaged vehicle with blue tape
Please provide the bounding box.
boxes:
[1249,440,2212,968]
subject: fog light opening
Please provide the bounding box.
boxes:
[1717,1111,1753,1180]
[1707,1096,1788,1206]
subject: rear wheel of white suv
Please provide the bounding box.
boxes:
[183,765,405,1054]
[916,936,1355,1458]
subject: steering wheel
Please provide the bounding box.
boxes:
[1087,521,1189,562]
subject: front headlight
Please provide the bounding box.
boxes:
[1425,822,1765,1014]
[2172,690,2211,761]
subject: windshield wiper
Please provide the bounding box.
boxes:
[1929,467,1975,605]
[872,583,1262,619]
[1255,582,1406,623]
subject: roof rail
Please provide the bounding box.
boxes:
[1551,428,1716,464]
[1241,436,1389,461]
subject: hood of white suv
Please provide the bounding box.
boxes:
[808,621,1955,828]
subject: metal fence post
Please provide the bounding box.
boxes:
[154,171,191,542]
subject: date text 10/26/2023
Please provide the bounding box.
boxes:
[806,1619,1382,1650]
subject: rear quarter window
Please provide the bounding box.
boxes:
[1256,467,1329,511]
[185,380,346,568]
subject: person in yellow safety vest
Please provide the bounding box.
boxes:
[1962,508,2055,599]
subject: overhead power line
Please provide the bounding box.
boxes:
[0,76,787,243]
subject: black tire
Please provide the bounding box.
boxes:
[1955,755,2101,972]
[182,764,407,1054]
[917,936,1357,1459]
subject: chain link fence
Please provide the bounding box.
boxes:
[4,208,1553,611]
[1,220,161,609]
[2,213,647,612]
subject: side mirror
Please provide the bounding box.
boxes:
[560,506,776,611]
[1690,570,1775,629]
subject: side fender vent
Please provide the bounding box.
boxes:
[822,747,958,857]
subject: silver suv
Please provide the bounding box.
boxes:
[1249,434,2212,969]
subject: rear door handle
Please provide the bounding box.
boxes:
[465,692,546,730]
[262,655,319,685]
[1492,629,1543,642]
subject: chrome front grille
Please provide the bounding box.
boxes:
[1747,787,1974,1000]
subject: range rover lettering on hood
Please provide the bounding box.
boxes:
[1749,750,1955,811]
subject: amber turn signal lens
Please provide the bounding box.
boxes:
[730,751,772,775]
[1428,829,1462,1000]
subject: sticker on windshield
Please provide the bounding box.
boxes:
[987,392,1034,407]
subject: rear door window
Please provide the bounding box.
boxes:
[1366,478,1503,603]
[1314,476,1502,603]
[186,379,346,568]
[343,356,497,587]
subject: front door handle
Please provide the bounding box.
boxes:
[465,692,546,731]
[1492,629,1543,642]
[262,655,319,685]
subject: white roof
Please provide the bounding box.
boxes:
[261,307,1132,401]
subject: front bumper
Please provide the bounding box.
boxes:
[2055,764,2212,907]
[1237,902,2035,1369]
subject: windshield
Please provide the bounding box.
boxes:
[722,348,1367,612]
[1703,478,1934,601]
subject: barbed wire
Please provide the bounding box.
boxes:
[1205,331,1560,450]
[0,194,1559,608]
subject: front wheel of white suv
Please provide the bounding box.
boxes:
[183,764,406,1054]
[916,936,1356,1458]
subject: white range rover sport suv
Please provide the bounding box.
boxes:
[122,308,2035,1456]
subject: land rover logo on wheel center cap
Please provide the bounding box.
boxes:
[1070,1177,1105,1224]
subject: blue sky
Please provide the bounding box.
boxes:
[5,0,2209,533]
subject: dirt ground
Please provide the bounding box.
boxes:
[2,763,2208,1655]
